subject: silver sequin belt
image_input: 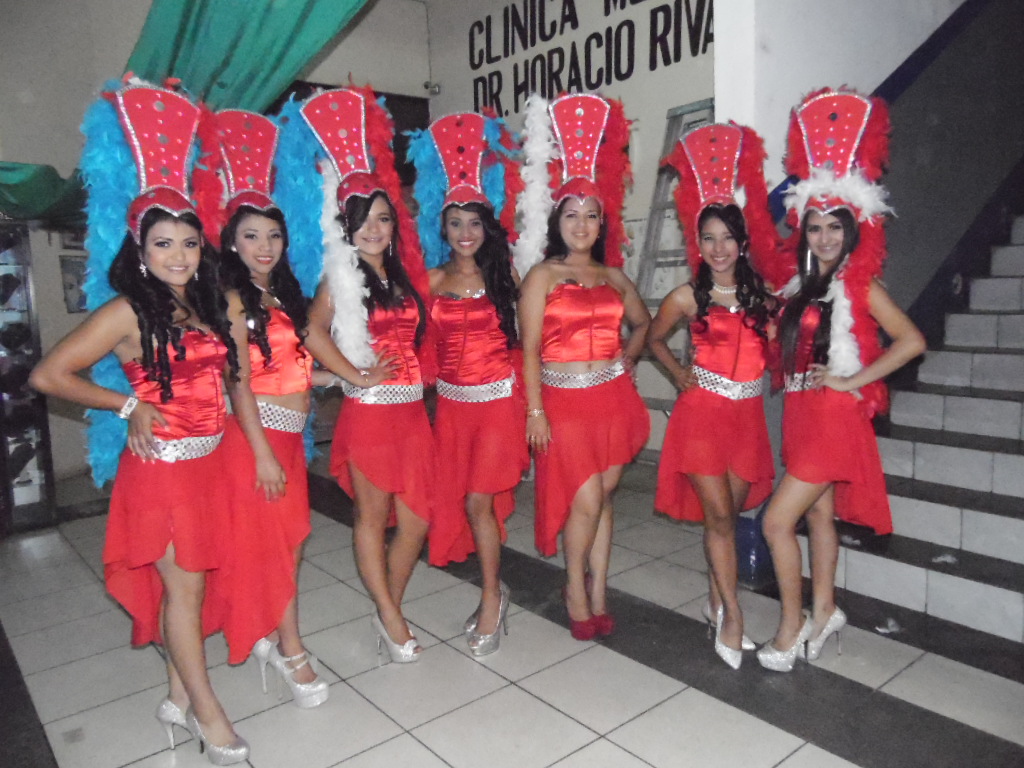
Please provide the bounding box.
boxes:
[540,360,626,389]
[436,375,514,403]
[258,401,309,433]
[693,365,765,400]
[151,433,223,463]
[785,372,815,392]
[341,381,424,404]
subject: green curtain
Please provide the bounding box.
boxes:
[0,162,86,227]
[126,0,371,111]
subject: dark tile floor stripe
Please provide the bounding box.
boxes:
[308,473,1024,768]
[0,622,58,768]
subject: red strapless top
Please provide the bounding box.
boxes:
[122,329,226,440]
[371,296,422,385]
[692,306,767,382]
[792,303,822,374]
[541,283,623,363]
[249,307,313,397]
[430,294,512,385]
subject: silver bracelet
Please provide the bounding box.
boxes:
[117,395,139,420]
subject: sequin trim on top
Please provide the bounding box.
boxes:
[340,381,424,404]
[436,375,514,403]
[540,360,626,389]
[257,400,308,433]
[693,365,765,400]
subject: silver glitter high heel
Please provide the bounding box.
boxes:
[757,616,813,672]
[154,698,186,750]
[273,650,330,708]
[805,607,846,661]
[468,583,510,657]
[371,614,421,664]
[184,707,249,766]
[713,606,742,670]
[464,606,481,637]
[702,600,755,651]
[251,636,279,694]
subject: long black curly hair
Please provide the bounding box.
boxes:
[779,207,860,375]
[544,197,609,263]
[217,205,309,368]
[109,208,240,402]
[691,204,775,341]
[442,201,518,347]
[340,190,426,346]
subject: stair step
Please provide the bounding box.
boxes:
[796,522,1024,642]
[890,390,1024,440]
[969,277,1024,311]
[918,350,1024,391]
[991,244,1024,276]
[1011,215,1024,246]
[945,312,1024,349]
[910,381,1024,403]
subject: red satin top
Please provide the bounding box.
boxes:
[541,283,623,363]
[249,307,313,397]
[122,329,226,440]
[792,303,822,374]
[371,296,422,385]
[692,306,767,382]
[431,295,513,385]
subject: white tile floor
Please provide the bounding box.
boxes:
[2,474,1023,768]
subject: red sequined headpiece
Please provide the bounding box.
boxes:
[111,82,200,243]
[216,110,279,219]
[663,122,789,289]
[301,89,384,206]
[429,113,489,207]
[549,94,610,204]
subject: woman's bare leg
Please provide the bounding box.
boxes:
[761,474,831,649]
[466,491,502,633]
[386,496,428,608]
[805,485,839,633]
[562,473,603,622]
[154,546,235,747]
[586,464,623,616]
[274,546,316,683]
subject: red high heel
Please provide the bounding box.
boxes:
[562,582,598,641]
[592,613,615,636]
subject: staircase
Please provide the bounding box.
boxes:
[866,214,1024,644]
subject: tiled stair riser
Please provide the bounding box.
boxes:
[889,391,1024,439]
[969,277,1023,312]
[990,244,1024,276]
[917,350,1024,391]
[797,535,1024,642]
[1011,215,1024,245]
[879,437,1024,497]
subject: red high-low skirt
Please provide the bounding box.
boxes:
[104,446,229,647]
[534,374,650,556]
[783,387,892,534]
[656,384,775,522]
[216,416,311,663]
[428,393,529,566]
[330,398,434,523]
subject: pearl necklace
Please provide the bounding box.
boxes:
[712,282,737,295]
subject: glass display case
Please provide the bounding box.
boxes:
[0,224,56,534]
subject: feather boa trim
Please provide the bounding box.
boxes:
[79,83,143,485]
[485,111,524,244]
[783,166,893,222]
[662,140,703,277]
[513,94,556,277]
[274,97,325,297]
[361,87,429,300]
[590,98,631,268]
[320,161,375,368]
[192,104,226,249]
[736,126,790,291]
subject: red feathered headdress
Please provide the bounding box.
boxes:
[662,122,789,291]
[301,86,427,298]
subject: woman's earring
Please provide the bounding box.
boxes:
[804,248,813,276]
[387,241,393,259]
[193,270,199,282]
[139,260,147,277]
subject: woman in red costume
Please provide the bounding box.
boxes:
[757,89,925,672]
[409,113,527,655]
[201,109,329,707]
[30,82,273,764]
[650,123,785,669]
[517,93,650,641]
[285,88,433,664]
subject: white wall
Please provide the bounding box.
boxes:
[425,0,715,241]
[715,0,963,186]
